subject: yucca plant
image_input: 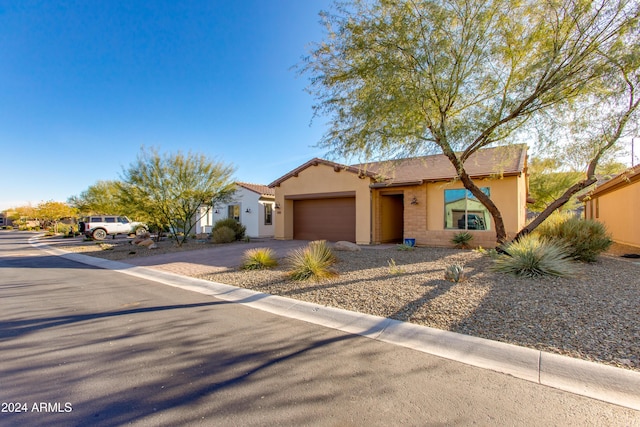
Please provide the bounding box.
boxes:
[286,240,337,281]
[491,234,575,278]
[444,263,467,282]
[451,231,473,249]
[241,247,278,270]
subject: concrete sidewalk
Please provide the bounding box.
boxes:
[32,236,640,412]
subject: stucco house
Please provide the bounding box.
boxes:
[268,145,529,248]
[582,164,640,249]
[194,182,275,238]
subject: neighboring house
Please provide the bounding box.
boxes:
[194,182,276,238]
[582,164,640,249]
[0,212,11,227]
[268,145,529,248]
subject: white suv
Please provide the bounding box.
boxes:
[79,216,148,240]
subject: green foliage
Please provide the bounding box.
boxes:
[241,248,278,270]
[68,180,126,215]
[527,158,584,212]
[396,243,414,251]
[303,0,639,244]
[213,218,246,241]
[535,213,612,262]
[286,240,337,281]
[211,226,236,244]
[474,246,499,259]
[119,147,236,247]
[36,200,77,234]
[444,264,467,283]
[451,231,473,249]
[491,234,575,278]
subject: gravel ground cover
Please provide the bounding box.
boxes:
[51,236,640,372]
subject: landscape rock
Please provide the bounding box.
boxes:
[334,241,361,252]
[136,238,157,249]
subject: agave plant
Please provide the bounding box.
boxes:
[444,263,467,282]
[451,232,473,249]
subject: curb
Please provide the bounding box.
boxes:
[31,238,640,411]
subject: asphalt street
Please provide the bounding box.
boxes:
[0,231,638,426]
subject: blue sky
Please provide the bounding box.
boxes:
[0,0,334,211]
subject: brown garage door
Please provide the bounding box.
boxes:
[293,197,356,242]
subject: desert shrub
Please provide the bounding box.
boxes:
[535,212,612,262]
[474,246,499,259]
[491,234,575,278]
[212,218,246,241]
[387,258,405,274]
[286,240,337,281]
[451,231,473,249]
[444,263,467,282]
[241,248,278,270]
[211,226,236,244]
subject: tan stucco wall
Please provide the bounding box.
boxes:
[273,163,372,244]
[372,175,526,248]
[585,181,640,248]
[274,162,527,247]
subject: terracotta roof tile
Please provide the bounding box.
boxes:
[236,182,275,197]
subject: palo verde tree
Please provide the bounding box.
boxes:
[303,0,640,244]
[36,201,77,234]
[68,180,127,216]
[119,147,236,246]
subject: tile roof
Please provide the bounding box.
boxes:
[268,158,378,187]
[236,182,275,197]
[359,144,527,186]
[582,164,640,198]
[269,145,527,188]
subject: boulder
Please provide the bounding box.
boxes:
[136,238,157,249]
[334,241,361,252]
[131,235,148,245]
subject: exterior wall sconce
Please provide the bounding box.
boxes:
[411,197,418,205]
[214,209,219,214]
[245,208,251,213]
[274,203,281,209]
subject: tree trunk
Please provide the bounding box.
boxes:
[513,176,597,241]
[458,170,508,244]
[442,150,508,244]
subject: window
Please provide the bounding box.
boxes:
[264,204,273,225]
[444,188,491,230]
[228,205,240,221]
[104,217,116,223]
